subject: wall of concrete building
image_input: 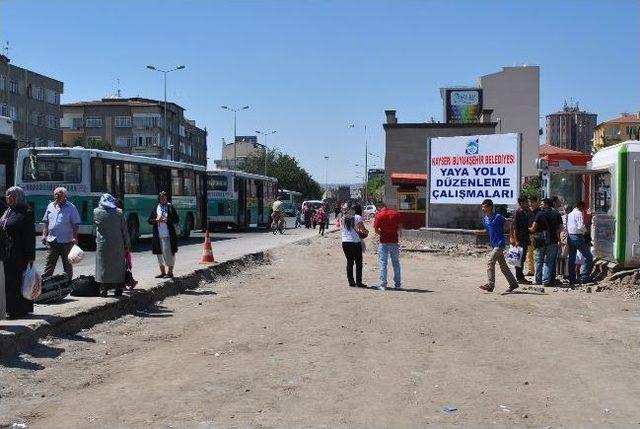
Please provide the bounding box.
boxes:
[383,112,497,229]
[480,66,539,177]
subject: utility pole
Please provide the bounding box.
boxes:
[221,105,250,169]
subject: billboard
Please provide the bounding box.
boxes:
[445,89,482,123]
[429,133,520,205]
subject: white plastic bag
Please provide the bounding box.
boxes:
[21,264,42,300]
[507,245,523,267]
[575,250,585,265]
[68,244,84,264]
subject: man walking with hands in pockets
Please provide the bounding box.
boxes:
[373,201,403,290]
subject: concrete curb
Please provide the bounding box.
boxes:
[0,252,269,357]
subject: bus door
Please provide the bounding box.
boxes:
[257,180,264,224]
[103,160,124,202]
[156,168,171,199]
[196,172,207,230]
[237,176,247,228]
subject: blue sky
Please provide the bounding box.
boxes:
[1,0,637,183]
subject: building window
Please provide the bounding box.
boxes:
[8,80,18,94]
[47,140,57,147]
[30,111,43,126]
[0,74,5,90]
[33,86,44,101]
[0,103,7,117]
[85,117,103,127]
[71,118,84,130]
[47,114,57,129]
[116,136,132,147]
[46,89,58,104]
[9,106,17,121]
[114,116,132,128]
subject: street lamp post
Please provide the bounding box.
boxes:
[324,156,329,192]
[221,105,250,169]
[146,65,186,161]
[255,129,277,176]
[349,123,368,203]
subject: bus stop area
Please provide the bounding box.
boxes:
[0,220,319,356]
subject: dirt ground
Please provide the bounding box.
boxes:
[2,232,640,429]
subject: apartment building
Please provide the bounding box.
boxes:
[0,54,64,148]
[61,97,207,166]
[545,102,597,154]
[592,112,640,153]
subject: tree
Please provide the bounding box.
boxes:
[521,175,542,199]
[367,177,385,202]
[239,148,323,199]
[74,137,113,151]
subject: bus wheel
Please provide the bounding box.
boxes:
[128,215,140,245]
[182,214,194,238]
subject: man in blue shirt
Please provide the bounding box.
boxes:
[41,187,81,280]
[480,199,519,293]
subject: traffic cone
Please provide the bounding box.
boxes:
[201,230,215,264]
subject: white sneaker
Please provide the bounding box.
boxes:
[378,286,386,291]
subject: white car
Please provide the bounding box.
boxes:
[363,205,377,218]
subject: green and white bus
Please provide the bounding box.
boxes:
[206,170,278,230]
[15,147,207,243]
[278,189,302,216]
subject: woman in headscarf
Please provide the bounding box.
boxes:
[1,186,36,319]
[340,204,369,288]
[148,191,179,278]
[94,194,130,297]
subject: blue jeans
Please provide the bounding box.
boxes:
[534,243,558,285]
[379,243,401,288]
[568,234,593,282]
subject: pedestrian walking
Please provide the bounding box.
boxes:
[94,194,131,297]
[510,195,531,284]
[567,201,594,284]
[544,197,563,285]
[479,199,519,293]
[2,186,36,319]
[373,201,403,290]
[303,203,312,229]
[149,191,180,279]
[41,187,81,280]
[294,208,301,228]
[316,205,327,236]
[340,205,368,288]
[525,195,540,277]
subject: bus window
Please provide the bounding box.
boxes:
[207,175,228,191]
[124,163,140,194]
[171,169,183,196]
[183,170,195,196]
[140,165,156,195]
[594,172,611,213]
[23,157,82,182]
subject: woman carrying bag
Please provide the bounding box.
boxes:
[340,204,369,288]
[2,186,36,319]
[94,194,130,297]
[148,191,180,278]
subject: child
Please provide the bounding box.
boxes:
[294,208,301,228]
[480,199,519,293]
[316,206,327,236]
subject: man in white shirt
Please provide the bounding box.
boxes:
[566,201,593,284]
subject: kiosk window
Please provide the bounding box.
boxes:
[398,193,417,211]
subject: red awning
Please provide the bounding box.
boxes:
[390,173,428,186]
[538,144,591,166]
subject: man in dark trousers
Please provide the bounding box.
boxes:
[510,195,531,284]
[543,197,563,285]
[529,199,550,286]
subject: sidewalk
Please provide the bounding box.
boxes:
[0,224,322,356]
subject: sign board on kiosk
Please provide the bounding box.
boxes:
[429,133,521,205]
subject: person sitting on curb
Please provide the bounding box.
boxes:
[479,199,519,293]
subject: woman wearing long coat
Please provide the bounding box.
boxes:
[2,186,36,319]
[148,191,179,278]
[94,194,130,296]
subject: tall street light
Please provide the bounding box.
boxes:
[324,155,329,193]
[255,129,276,176]
[146,65,186,161]
[221,105,250,169]
[349,123,368,203]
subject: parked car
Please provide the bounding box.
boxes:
[363,204,377,218]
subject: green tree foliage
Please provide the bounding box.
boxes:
[74,137,113,151]
[521,175,542,199]
[367,177,384,202]
[239,148,323,199]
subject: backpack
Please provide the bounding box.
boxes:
[71,275,100,297]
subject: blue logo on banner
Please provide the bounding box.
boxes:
[465,139,479,155]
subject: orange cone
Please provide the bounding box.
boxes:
[201,230,215,264]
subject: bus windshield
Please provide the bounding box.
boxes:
[22,157,82,183]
